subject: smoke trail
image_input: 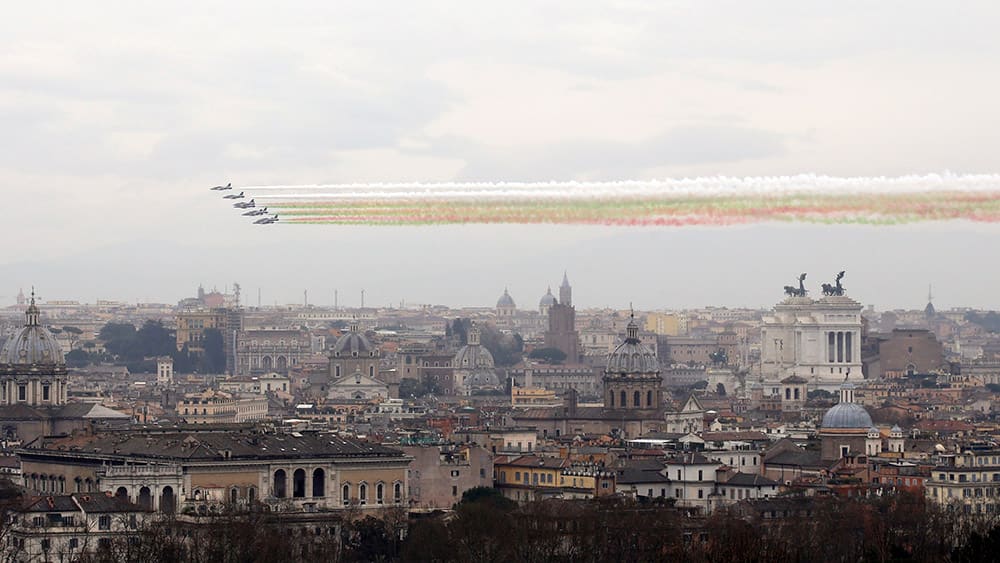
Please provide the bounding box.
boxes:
[232,173,1000,226]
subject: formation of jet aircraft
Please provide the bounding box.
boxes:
[211,183,279,225]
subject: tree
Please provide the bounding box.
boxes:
[200,329,226,374]
[478,325,523,367]
[100,322,138,360]
[528,347,567,365]
[65,349,91,368]
[135,320,175,358]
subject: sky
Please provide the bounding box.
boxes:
[2,1,1000,310]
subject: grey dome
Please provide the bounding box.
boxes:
[539,288,557,308]
[332,323,375,357]
[821,402,874,429]
[0,299,65,373]
[606,317,659,374]
[454,343,495,371]
[497,289,515,309]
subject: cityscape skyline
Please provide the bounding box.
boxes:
[5,222,995,311]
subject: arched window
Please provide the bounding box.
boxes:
[293,469,306,498]
[393,482,402,504]
[274,470,287,498]
[115,487,129,500]
[138,487,152,510]
[620,391,626,407]
[342,483,351,505]
[369,366,374,377]
[609,392,614,407]
[376,483,384,505]
[230,487,239,504]
[634,391,641,407]
[312,469,325,497]
[161,486,175,514]
[359,483,368,505]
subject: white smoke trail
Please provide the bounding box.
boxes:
[240,173,1000,201]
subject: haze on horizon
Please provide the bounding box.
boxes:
[2,2,999,311]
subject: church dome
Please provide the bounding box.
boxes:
[606,315,659,374]
[0,296,66,373]
[331,321,375,357]
[496,289,515,309]
[821,402,873,429]
[821,383,873,429]
[454,343,495,371]
[539,288,557,309]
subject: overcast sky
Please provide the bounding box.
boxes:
[2,2,1000,310]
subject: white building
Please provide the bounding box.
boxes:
[760,289,864,389]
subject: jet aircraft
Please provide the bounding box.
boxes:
[254,215,279,225]
[233,199,255,209]
[210,183,232,191]
[242,207,268,216]
[223,191,245,199]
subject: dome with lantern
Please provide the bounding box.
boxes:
[606,313,659,375]
[0,292,66,375]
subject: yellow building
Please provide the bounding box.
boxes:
[644,313,686,336]
[494,455,615,502]
[17,428,411,516]
[177,390,268,424]
[175,309,228,356]
[511,386,560,407]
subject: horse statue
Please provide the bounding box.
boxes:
[822,271,846,296]
[784,273,808,297]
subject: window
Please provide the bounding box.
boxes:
[69,538,78,550]
[359,483,367,505]
[41,539,50,552]
[99,515,111,530]
[452,485,458,497]
[377,483,384,505]
[42,385,50,401]
[342,484,351,505]
[394,482,402,503]
[17,385,25,402]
